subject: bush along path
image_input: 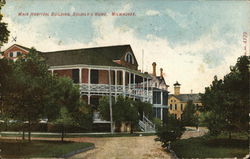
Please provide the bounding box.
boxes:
[171,127,248,158]
[166,127,208,159]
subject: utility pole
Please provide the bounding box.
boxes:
[142,49,144,73]
[109,67,114,134]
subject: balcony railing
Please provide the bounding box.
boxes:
[79,83,152,99]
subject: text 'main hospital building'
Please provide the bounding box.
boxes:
[3,44,169,132]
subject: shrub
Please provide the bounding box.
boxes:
[156,114,185,148]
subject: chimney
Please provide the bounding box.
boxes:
[160,68,163,78]
[152,62,156,76]
[174,81,181,95]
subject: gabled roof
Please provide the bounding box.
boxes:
[169,94,201,102]
[3,44,31,53]
[156,76,169,87]
[42,44,138,67]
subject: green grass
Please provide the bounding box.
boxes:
[0,139,94,158]
[172,132,249,158]
[1,132,155,138]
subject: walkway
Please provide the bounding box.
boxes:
[70,136,173,159]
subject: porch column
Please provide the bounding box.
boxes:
[133,74,136,101]
[161,91,163,105]
[142,77,145,101]
[123,70,125,97]
[88,68,91,104]
[146,78,149,102]
[128,72,131,97]
[79,68,82,84]
[161,108,163,120]
[88,95,90,105]
[51,69,54,76]
[115,70,117,101]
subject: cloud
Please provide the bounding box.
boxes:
[165,8,188,28]
[1,2,244,94]
[146,10,160,16]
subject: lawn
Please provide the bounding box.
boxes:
[171,132,249,158]
[0,139,94,158]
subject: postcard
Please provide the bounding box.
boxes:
[0,0,249,158]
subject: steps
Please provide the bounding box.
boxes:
[138,115,155,133]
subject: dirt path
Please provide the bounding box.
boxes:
[70,127,208,159]
[70,136,173,159]
[181,127,208,139]
[0,127,208,159]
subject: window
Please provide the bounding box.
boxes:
[162,92,167,105]
[9,52,13,57]
[170,104,172,110]
[91,70,99,84]
[117,71,122,85]
[17,52,21,56]
[181,104,183,111]
[125,52,134,64]
[175,104,177,110]
[72,69,79,83]
[153,92,161,104]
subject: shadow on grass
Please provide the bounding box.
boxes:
[171,133,248,158]
[0,139,94,158]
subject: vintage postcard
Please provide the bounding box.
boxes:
[0,0,249,158]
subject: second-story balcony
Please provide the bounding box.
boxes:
[79,83,152,100]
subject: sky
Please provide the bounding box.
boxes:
[1,0,249,94]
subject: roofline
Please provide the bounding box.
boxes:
[3,44,30,53]
[43,44,131,54]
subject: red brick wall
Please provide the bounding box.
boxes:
[82,69,88,83]
[98,70,109,84]
[54,69,72,79]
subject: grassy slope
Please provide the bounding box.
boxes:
[0,139,94,158]
[172,133,249,158]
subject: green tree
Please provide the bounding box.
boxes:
[0,1,10,47]
[73,99,93,132]
[51,77,86,141]
[54,107,75,142]
[99,96,152,133]
[201,56,249,138]
[156,112,185,148]
[3,48,54,141]
[181,100,198,127]
[0,58,14,131]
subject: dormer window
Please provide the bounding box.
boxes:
[125,52,134,64]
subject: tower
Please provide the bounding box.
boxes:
[174,81,181,95]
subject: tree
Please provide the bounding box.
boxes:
[181,100,198,127]
[50,77,83,141]
[0,1,10,47]
[156,112,185,148]
[99,96,152,133]
[134,99,152,120]
[201,56,249,138]
[54,107,75,142]
[0,58,14,131]
[3,48,54,141]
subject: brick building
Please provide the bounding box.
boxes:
[3,44,169,131]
